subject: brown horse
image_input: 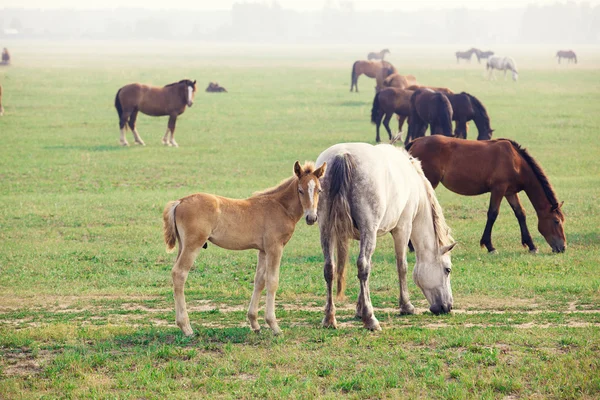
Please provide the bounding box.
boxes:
[114,79,196,147]
[383,73,418,89]
[556,50,577,64]
[445,92,494,140]
[406,136,566,253]
[350,60,396,92]
[206,82,227,92]
[405,89,453,145]
[406,84,453,95]
[163,161,327,336]
[371,87,414,142]
[0,84,3,116]
[367,48,390,60]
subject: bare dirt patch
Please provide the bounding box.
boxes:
[1,349,54,377]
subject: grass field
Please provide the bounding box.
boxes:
[0,41,599,399]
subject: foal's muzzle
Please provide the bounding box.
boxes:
[305,214,317,225]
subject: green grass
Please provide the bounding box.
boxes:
[0,41,599,398]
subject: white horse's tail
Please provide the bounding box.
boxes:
[163,200,181,253]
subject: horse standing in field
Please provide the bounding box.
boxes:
[1,48,10,65]
[445,92,494,140]
[475,50,494,63]
[114,79,196,147]
[405,88,453,145]
[406,136,566,253]
[556,50,577,64]
[455,49,475,63]
[350,60,395,92]
[487,56,518,81]
[368,48,390,60]
[316,142,456,330]
[383,73,418,90]
[163,161,327,336]
[371,87,414,142]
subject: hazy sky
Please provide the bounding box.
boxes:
[1,0,598,11]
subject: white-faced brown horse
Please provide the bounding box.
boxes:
[405,89,453,145]
[163,161,327,336]
[350,60,396,92]
[556,50,577,64]
[115,79,196,147]
[371,87,414,142]
[367,48,390,60]
[406,136,566,253]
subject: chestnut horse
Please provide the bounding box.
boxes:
[445,92,494,140]
[114,79,196,147]
[406,136,566,253]
[163,161,327,336]
[0,84,3,116]
[368,48,390,60]
[405,89,453,145]
[371,87,414,142]
[350,60,396,92]
[383,73,418,89]
[556,50,577,64]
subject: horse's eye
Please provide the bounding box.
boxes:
[318,188,323,194]
[445,268,451,275]
[554,220,560,225]
[298,189,304,195]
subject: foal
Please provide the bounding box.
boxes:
[163,161,327,336]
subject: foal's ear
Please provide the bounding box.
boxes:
[440,242,457,255]
[313,162,327,179]
[294,161,302,178]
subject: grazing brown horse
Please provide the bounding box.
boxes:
[114,79,196,147]
[163,161,327,336]
[371,87,414,142]
[383,73,418,89]
[350,60,395,92]
[1,48,10,65]
[405,89,453,145]
[445,92,494,140]
[206,82,227,92]
[455,49,475,63]
[367,48,390,60]
[406,136,566,253]
[406,84,453,95]
[556,50,577,64]
[0,84,3,116]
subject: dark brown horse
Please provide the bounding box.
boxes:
[445,92,494,140]
[405,89,453,145]
[556,50,577,64]
[367,48,390,60]
[406,136,566,253]
[206,82,227,92]
[455,49,475,63]
[475,49,494,63]
[371,87,414,142]
[115,79,196,147]
[350,60,395,92]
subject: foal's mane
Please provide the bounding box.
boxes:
[405,150,454,247]
[503,139,564,217]
[253,162,315,197]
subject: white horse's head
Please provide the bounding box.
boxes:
[413,242,456,314]
[512,70,519,81]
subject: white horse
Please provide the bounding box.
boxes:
[316,142,457,331]
[487,56,518,81]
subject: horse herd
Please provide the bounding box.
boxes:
[160,53,567,336]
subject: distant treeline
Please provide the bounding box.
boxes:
[0,2,599,44]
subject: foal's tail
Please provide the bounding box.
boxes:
[114,88,123,122]
[371,92,381,124]
[163,200,181,253]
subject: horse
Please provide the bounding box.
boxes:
[445,92,494,140]
[475,50,494,63]
[1,48,10,65]
[405,136,566,254]
[163,161,327,336]
[316,142,456,330]
[382,73,418,90]
[0,84,3,116]
[367,49,390,60]
[350,60,395,92]
[556,50,577,64]
[455,49,475,63]
[406,84,453,95]
[486,56,518,81]
[405,89,453,145]
[371,87,414,142]
[114,79,197,147]
[205,82,227,92]
[375,61,398,92]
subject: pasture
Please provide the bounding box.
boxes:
[1,42,599,398]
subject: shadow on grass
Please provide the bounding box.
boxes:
[114,326,258,348]
[337,101,368,107]
[44,145,127,152]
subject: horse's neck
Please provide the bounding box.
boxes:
[410,194,438,263]
[521,164,553,217]
[265,179,303,222]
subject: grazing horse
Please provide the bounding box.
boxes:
[445,92,494,140]
[350,60,395,92]
[163,161,327,336]
[455,49,475,63]
[383,73,418,89]
[406,136,566,253]
[205,82,227,92]
[114,79,197,147]
[487,56,518,81]
[556,50,577,64]
[405,89,453,145]
[0,84,3,116]
[316,143,456,330]
[367,48,390,60]
[371,87,414,142]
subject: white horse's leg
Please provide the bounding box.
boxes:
[357,230,381,331]
[321,225,338,329]
[391,226,415,315]
[264,246,283,335]
[162,128,171,146]
[247,251,267,332]
[172,245,201,336]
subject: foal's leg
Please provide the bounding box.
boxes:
[391,226,415,315]
[127,109,145,146]
[247,250,267,332]
[505,193,538,253]
[357,230,381,331]
[480,188,505,253]
[264,245,284,335]
[321,229,338,329]
[172,244,202,336]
